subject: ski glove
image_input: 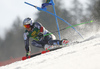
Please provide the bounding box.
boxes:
[37,32,44,41]
[26,51,31,57]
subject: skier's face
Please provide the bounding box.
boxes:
[26,27,31,31]
[24,24,30,28]
[24,24,31,31]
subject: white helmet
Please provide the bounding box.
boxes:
[23,17,33,26]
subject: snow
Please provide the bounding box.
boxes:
[0,33,100,69]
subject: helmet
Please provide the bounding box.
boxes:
[23,18,33,28]
[23,18,32,25]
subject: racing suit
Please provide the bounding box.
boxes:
[23,22,61,54]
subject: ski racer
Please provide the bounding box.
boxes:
[23,17,68,57]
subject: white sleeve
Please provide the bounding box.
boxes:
[23,33,28,40]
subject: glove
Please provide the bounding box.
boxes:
[37,32,44,40]
[37,32,43,37]
[26,51,31,57]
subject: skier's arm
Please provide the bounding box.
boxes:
[23,33,30,56]
[34,22,44,40]
[34,22,44,33]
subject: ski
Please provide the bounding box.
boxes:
[22,47,65,60]
[22,44,67,60]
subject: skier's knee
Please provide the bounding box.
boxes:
[48,40,53,45]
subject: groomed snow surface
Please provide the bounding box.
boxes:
[0,33,100,69]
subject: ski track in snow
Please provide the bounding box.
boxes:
[0,33,100,69]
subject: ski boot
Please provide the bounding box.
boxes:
[26,51,31,57]
[60,39,69,46]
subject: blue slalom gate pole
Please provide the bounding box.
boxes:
[52,0,61,40]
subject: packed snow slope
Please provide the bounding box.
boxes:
[1,33,100,69]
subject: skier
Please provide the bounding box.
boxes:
[23,17,68,57]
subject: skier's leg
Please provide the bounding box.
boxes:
[48,40,62,45]
[31,40,45,48]
[44,34,62,45]
[48,39,69,46]
[47,34,68,45]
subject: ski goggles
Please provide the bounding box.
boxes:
[24,24,30,28]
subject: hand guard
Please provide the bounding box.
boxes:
[37,32,44,41]
[26,51,31,57]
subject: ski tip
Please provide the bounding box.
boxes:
[41,51,46,54]
[22,56,27,60]
[22,56,31,60]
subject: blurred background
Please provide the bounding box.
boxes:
[0,0,100,61]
